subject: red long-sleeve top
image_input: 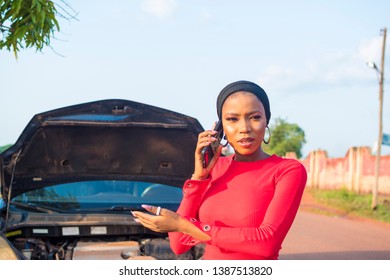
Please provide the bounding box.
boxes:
[168,154,307,260]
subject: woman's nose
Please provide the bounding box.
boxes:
[238,119,250,132]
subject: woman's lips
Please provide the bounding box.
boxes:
[237,137,255,148]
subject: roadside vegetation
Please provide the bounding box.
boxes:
[1,0,77,58]
[0,144,12,153]
[263,117,306,159]
[309,187,390,224]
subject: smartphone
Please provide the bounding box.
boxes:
[201,120,223,168]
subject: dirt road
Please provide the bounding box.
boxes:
[279,190,390,260]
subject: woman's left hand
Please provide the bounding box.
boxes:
[132,205,211,241]
[131,205,182,233]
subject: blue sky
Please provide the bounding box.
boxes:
[1,0,390,158]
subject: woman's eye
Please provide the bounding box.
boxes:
[226,117,238,122]
[251,115,261,120]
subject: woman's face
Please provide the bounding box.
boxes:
[221,91,267,161]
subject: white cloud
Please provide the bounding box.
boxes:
[141,0,178,19]
[258,65,297,90]
[200,9,213,24]
[259,34,389,93]
[357,36,383,63]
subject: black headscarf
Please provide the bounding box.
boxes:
[216,80,271,125]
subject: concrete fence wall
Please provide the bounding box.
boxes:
[289,146,390,195]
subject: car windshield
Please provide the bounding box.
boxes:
[10,180,183,213]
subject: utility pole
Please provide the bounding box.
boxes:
[372,27,387,210]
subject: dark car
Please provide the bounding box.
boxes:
[0,99,205,260]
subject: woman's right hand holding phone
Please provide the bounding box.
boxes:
[192,128,223,180]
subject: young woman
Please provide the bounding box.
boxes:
[132,80,307,260]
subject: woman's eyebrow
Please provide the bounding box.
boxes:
[247,110,262,115]
[224,112,240,116]
[225,110,262,115]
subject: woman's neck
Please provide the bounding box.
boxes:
[234,148,270,162]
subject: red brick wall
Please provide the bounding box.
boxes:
[296,147,390,195]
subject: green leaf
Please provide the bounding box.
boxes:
[1,0,76,58]
[10,0,23,18]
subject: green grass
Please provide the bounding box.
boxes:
[0,144,12,153]
[309,188,390,224]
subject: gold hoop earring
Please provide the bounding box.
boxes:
[263,126,271,144]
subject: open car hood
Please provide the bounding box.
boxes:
[0,99,204,199]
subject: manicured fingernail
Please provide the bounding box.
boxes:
[142,204,152,210]
[134,218,140,223]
